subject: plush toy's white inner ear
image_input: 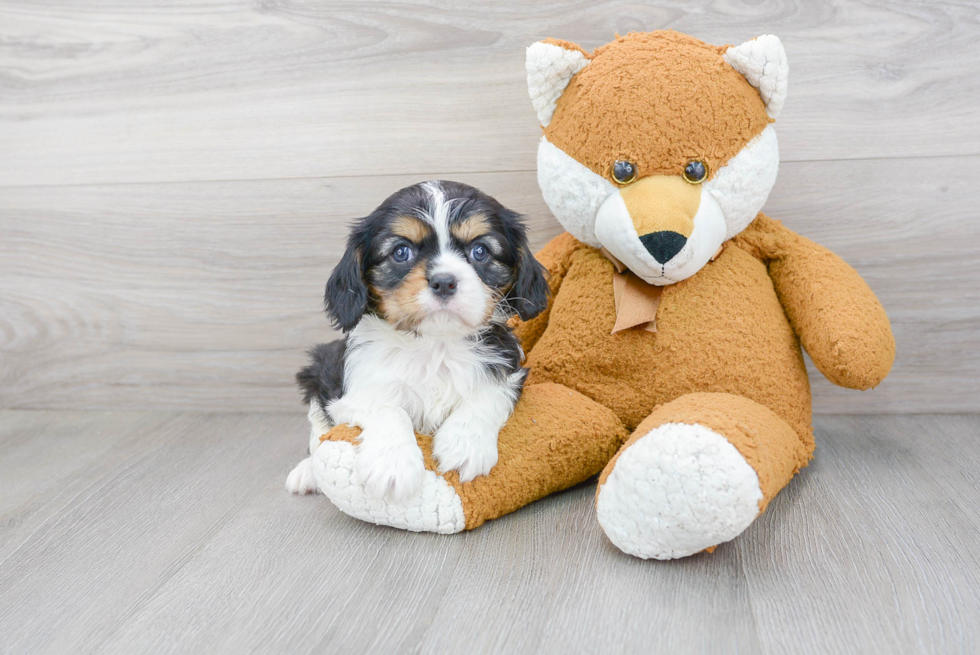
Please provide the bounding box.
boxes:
[724,34,788,119]
[526,42,590,127]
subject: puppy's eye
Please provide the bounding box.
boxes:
[683,160,708,184]
[611,160,638,185]
[469,244,489,262]
[391,245,415,263]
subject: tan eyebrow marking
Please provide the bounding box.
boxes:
[450,213,492,243]
[391,215,432,243]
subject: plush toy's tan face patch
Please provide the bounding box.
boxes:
[620,175,700,240]
[544,31,771,184]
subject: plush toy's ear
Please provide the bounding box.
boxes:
[325,238,369,332]
[526,39,591,127]
[724,35,789,119]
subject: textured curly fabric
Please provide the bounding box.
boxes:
[735,215,896,389]
[543,31,772,184]
[724,35,789,118]
[314,383,628,530]
[521,220,813,440]
[526,39,591,127]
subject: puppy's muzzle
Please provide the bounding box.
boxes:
[429,272,458,300]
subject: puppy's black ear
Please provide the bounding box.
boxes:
[508,245,549,321]
[325,239,369,332]
[494,206,549,321]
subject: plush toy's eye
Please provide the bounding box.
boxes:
[392,244,415,263]
[469,243,489,262]
[611,160,638,185]
[683,160,708,184]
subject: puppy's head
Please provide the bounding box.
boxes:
[325,181,548,335]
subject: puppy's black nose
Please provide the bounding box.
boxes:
[429,273,457,299]
[639,231,688,264]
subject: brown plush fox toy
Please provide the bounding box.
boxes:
[309,30,895,559]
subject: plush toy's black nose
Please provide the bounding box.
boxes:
[639,231,688,264]
[429,273,457,299]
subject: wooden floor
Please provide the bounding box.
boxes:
[1,411,978,654]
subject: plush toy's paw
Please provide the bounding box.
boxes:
[432,420,499,483]
[285,457,319,495]
[310,434,466,534]
[353,437,426,503]
[596,422,763,560]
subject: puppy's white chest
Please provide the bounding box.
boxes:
[389,340,480,432]
[339,317,487,435]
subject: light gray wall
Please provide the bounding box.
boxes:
[1,1,977,413]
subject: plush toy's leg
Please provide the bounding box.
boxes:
[309,382,629,533]
[595,392,814,560]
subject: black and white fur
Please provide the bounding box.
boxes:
[286,181,548,501]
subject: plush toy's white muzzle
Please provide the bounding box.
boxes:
[595,183,728,286]
[536,126,781,285]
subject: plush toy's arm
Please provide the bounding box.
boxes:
[509,231,581,355]
[735,215,895,390]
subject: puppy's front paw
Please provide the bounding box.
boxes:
[353,438,425,502]
[285,457,319,495]
[433,423,499,483]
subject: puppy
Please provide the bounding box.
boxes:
[285,181,548,501]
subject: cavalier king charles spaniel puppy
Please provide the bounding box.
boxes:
[286,181,548,501]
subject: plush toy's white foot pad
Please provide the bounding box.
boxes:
[310,438,466,534]
[596,422,763,560]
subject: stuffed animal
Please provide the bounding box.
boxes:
[308,30,895,559]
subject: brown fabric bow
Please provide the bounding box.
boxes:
[600,245,724,334]
[601,248,662,334]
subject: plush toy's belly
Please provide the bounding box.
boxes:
[524,245,812,438]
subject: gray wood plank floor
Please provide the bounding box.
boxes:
[1,411,978,654]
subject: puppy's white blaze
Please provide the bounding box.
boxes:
[594,187,727,286]
[417,180,494,334]
[421,180,452,250]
